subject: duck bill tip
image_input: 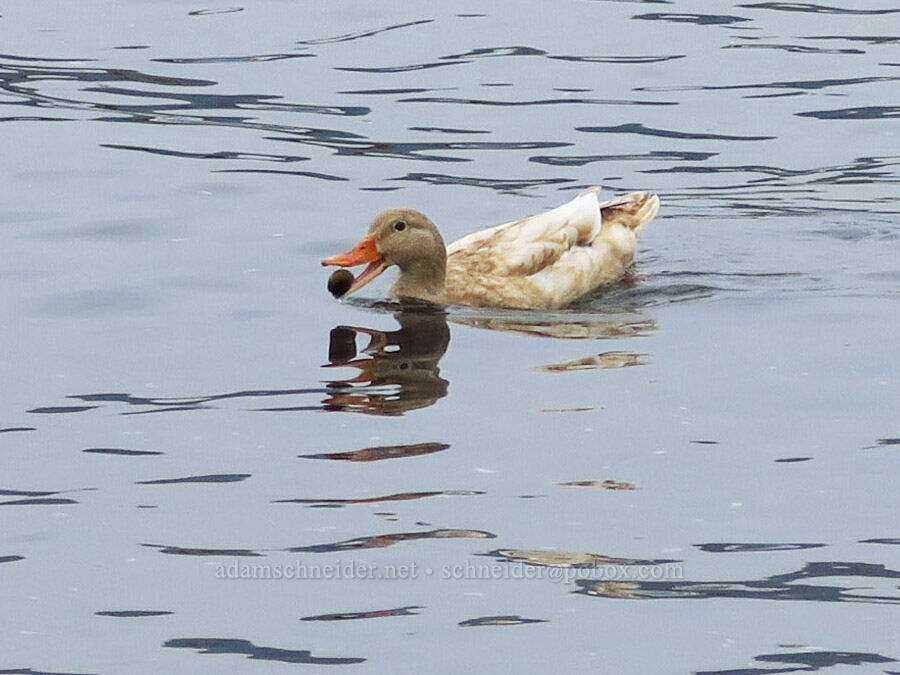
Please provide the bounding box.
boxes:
[322,235,379,268]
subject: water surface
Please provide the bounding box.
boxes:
[1,1,898,673]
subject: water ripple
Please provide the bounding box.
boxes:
[82,85,368,117]
[633,13,753,25]
[164,637,365,665]
[275,490,481,506]
[737,2,900,15]
[531,150,717,166]
[802,34,900,45]
[298,443,450,462]
[459,615,548,627]
[0,58,215,88]
[136,474,250,485]
[101,143,310,163]
[97,610,173,618]
[797,105,900,120]
[577,561,900,603]
[301,606,421,621]
[723,42,866,54]
[144,543,262,557]
[390,173,575,192]
[336,61,466,74]
[269,136,569,163]
[188,8,244,16]
[288,528,495,553]
[637,75,899,94]
[549,54,685,64]
[399,95,676,107]
[694,542,828,553]
[577,123,775,141]
[152,52,313,64]
[297,19,434,46]
[700,649,897,674]
[83,447,164,456]
[214,168,349,181]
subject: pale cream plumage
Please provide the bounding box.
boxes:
[322,187,659,310]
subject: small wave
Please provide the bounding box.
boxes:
[390,173,575,192]
[737,2,900,16]
[188,7,244,16]
[796,105,900,119]
[577,123,775,141]
[298,19,434,46]
[633,13,753,25]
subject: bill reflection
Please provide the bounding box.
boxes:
[322,305,450,416]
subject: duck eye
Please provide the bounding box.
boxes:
[394,221,406,232]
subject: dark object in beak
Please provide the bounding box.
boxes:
[328,269,355,298]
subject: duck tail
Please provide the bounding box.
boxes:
[600,192,660,234]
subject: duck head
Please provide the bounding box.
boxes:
[322,208,447,301]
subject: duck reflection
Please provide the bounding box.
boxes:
[322,300,658,415]
[449,308,656,340]
[322,303,450,416]
[46,302,654,418]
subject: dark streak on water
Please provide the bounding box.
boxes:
[459,615,548,627]
[187,8,245,17]
[296,19,434,46]
[638,75,899,93]
[101,143,311,163]
[737,2,900,15]
[300,606,422,621]
[152,53,315,65]
[633,13,753,25]
[577,562,900,603]
[398,96,677,107]
[0,497,79,506]
[95,610,173,618]
[275,490,483,506]
[163,638,365,665]
[804,35,900,44]
[531,150,718,167]
[288,528,495,554]
[213,168,350,181]
[577,123,776,141]
[698,649,897,674]
[860,538,900,545]
[83,447,164,456]
[723,42,866,54]
[694,543,828,553]
[0,668,100,675]
[135,474,250,485]
[486,548,679,567]
[797,105,900,120]
[392,173,575,192]
[143,544,262,557]
[299,443,450,462]
[27,406,98,414]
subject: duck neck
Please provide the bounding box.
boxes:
[391,252,447,303]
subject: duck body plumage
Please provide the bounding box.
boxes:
[323,187,659,310]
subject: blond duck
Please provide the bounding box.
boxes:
[322,187,659,310]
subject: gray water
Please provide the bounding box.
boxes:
[1,1,898,673]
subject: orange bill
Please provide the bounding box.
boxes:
[322,235,389,296]
[322,235,380,267]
